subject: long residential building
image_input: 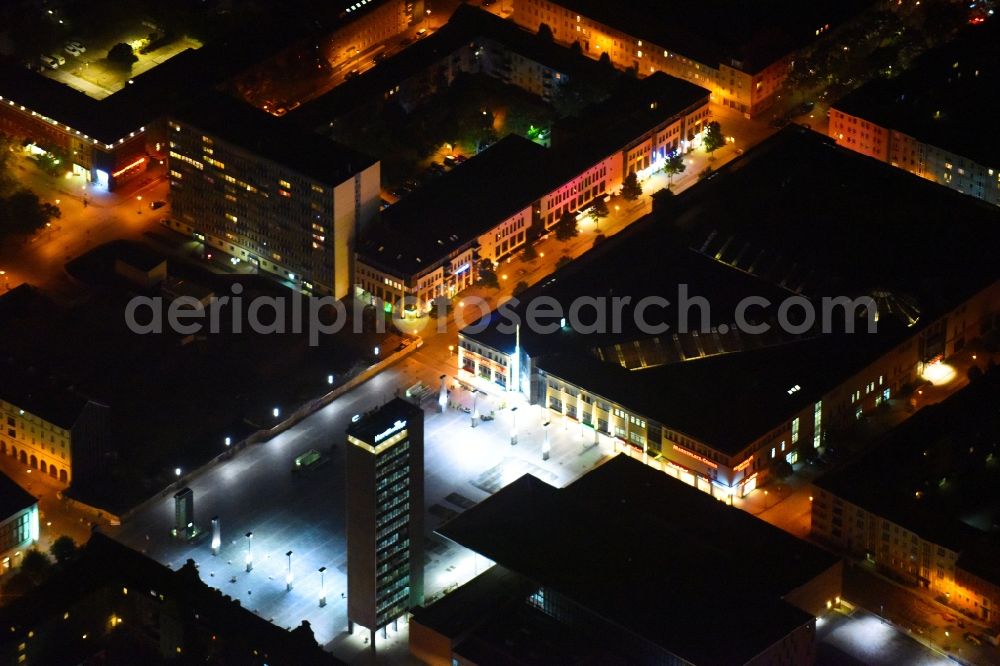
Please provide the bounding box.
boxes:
[829,21,1000,207]
[167,93,380,298]
[355,72,709,313]
[812,370,1000,629]
[458,127,1000,499]
[512,0,873,116]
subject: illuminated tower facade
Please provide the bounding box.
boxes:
[345,398,425,643]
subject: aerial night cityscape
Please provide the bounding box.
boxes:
[0,0,999,665]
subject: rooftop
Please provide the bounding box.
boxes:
[170,91,376,186]
[542,0,874,72]
[295,5,618,128]
[358,134,548,277]
[0,473,37,521]
[815,369,1000,563]
[440,455,836,665]
[463,127,1000,451]
[345,397,423,446]
[834,21,1000,168]
[0,359,91,430]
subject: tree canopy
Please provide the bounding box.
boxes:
[0,190,61,236]
[554,211,579,241]
[621,171,642,200]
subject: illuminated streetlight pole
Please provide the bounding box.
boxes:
[245,531,253,572]
[319,566,327,607]
[510,406,518,446]
[542,420,551,461]
[471,391,480,428]
[438,374,447,413]
[286,550,293,591]
[211,516,220,556]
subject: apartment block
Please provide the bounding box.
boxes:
[167,94,380,297]
[829,22,1000,206]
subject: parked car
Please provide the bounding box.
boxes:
[50,53,66,66]
[454,154,468,164]
[403,179,420,190]
[149,200,167,210]
[345,69,360,81]
[64,43,83,56]
[39,55,58,69]
[443,155,457,168]
[416,28,428,38]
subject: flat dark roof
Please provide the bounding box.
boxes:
[0,474,37,520]
[346,397,423,446]
[546,0,874,72]
[537,329,908,456]
[170,92,376,186]
[463,127,1000,450]
[834,21,1000,168]
[411,565,537,639]
[815,369,1000,563]
[359,134,548,277]
[440,455,835,665]
[0,359,90,429]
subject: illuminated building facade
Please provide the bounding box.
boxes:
[167,94,380,297]
[829,22,1000,207]
[811,371,1000,626]
[0,474,39,577]
[0,381,109,489]
[512,0,870,116]
[356,74,709,315]
[346,399,425,640]
[0,60,161,191]
[459,128,1000,499]
[323,0,424,71]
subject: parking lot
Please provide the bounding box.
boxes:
[38,28,201,99]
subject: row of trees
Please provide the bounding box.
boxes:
[474,122,727,290]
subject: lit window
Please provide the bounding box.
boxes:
[279,179,291,189]
[278,189,291,198]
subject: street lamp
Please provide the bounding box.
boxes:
[224,436,231,447]
[245,531,253,572]
[286,550,293,591]
[471,391,480,428]
[174,467,181,478]
[510,406,518,446]
[327,374,334,385]
[319,566,327,607]
[542,421,551,460]
[272,407,280,418]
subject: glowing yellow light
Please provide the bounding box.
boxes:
[921,361,956,386]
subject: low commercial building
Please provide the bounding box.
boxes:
[0,364,109,488]
[412,455,842,665]
[512,0,873,116]
[812,370,1000,627]
[356,72,709,314]
[0,474,39,576]
[458,127,1000,496]
[167,93,380,297]
[829,22,1000,207]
